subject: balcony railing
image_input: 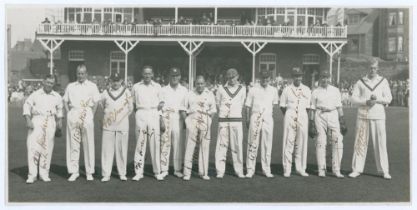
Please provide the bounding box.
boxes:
[36,23,347,39]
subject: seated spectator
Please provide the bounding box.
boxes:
[283,20,291,26]
[208,12,214,22]
[42,17,50,24]
[178,16,186,24]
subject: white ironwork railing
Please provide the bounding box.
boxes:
[37,23,347,38]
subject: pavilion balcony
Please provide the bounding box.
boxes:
[36,23,347,39]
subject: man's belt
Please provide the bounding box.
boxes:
[218,118,243,122]
[189,110,211,116]
[137,106,157,110]
[33,113,55,117]
[316,106,337,112]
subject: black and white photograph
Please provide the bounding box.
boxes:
[3,1,414,208]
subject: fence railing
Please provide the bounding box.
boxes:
[37,23,347,38]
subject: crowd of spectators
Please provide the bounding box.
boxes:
[390,79,409,107]
[9,74,409,108]
[41,12,344,29]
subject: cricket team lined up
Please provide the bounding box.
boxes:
[23,60,393,184]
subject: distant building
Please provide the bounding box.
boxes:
[378,8,409,61]
[344,9,379,56]
[344,8,409,61]
[8,39,49,83]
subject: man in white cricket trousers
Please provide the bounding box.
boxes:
[100,72,133,182]
[280,67,311,177]
[309,70,347,178]
[132,66,165,181]
[215,68,246,179]
[245,70,278,178]
[159,67,188,178]
[64,64,100,182]
[23,75,63,183]
[181,76,216,181]
[349,61,393,179]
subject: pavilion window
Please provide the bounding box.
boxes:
[68,50,85,61]
[94,8,102,22]
[110,51,126,75]
[302,54,320,65]
[259,53,277,75]
[83,8,92,23]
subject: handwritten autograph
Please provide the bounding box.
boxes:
[134,128,154,171]
[354,109,369,158]
[33,116,50,169]
[283,87,307,166]
[186,98,211,174]
[247,109,265,164]
[160,109,174,168]
[102,94,133,129]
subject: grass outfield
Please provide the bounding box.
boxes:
[7,105,410,203]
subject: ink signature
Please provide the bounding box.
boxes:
[160,109,174,168]
[134,128,155,172]
[102,94,133,129]
[33,116,50,169]
[247,110,265,161]
[70,98,92,162]
[354,109,369,157]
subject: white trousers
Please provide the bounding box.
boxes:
[215,121,244,175]
[315,110,343,173]
[352,118,389,174]
[160,112,185,173]
[183,113,212,177]
[101,130,129,177]
[66,108,95,174]
[246,113,274,175]
[134,109,160,176]
[27,115,56,179]
[282,109,308,174]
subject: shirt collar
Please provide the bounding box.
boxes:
[77,80,89,85]
[259,84,270,90]
[169,83,181,90]
[109,86,123,92]
[194,88,209,95]
[364,75,381,83]
[139,80,156,86]
[291,83,302,90]
[225,83,240,89]
[40,88,54,95]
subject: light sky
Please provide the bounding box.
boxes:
[6,6,46,46]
